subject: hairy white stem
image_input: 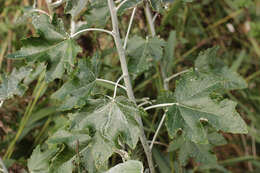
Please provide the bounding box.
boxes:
[70,20,76,35]
[123,7,137,49]
[138,100,153,108]
[31,9,51,17]
[152,13,159,23]
[0,100,4,107]
[71,28,114,38]
[108,0,135,101]
[150,113,167,149]
[164,69,190,82]
[107,0,155,172]
[0,157,8,173]
[113,75,125,98]
[51,0,64,8]
[96,78,127,91]
[144,2,170,91]
[144,103,178,111]
[144,2,156,37]
[116,0,128,11]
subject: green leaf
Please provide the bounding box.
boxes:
[28,145,58,173]
[166,71,248,143]
[177,136,218,166]
[0,66,32,101]
[38,97,142,172]
[127,35,165,75]
[104,160,143,173]
[7,14,82,82]
[51,59,96,111]
[65,0,88,19]
[152,147,171,173]
[195,47,247,90]
[75,96,141,149]
[84,0,109,28]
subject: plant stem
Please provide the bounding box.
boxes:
[144,2,156,37]
[164,69,190,82]
[31,9,51,17]
[71,28,114,38]
[107,0,155,172]
[4,73,46,159]
[219,156,260,166]
[144,1,169,91]
[96,78,127,91]
[113,75,124,99]
[144,103,178,111]
[123,6,137,49]
[149,113,167,149]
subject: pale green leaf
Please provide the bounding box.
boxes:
[127,35,165,75]
[104,160,143,173]
[85,0,109,28]
[75,97,141,149]
[28,146,58,173]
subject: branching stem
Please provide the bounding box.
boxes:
[164,69,190,82]
[71,28,114,38]
[123,7,137,49]
[107,0,155,172]
[150,113,167,149]
[116,0,128,11]
[96,78,127,91]
[113,75,125,98]
[144,103,178,111]
[31,9,51,17]
[50,0,64,8]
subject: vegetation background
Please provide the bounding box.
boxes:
[0,0,260,172]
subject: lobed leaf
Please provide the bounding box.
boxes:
[166,72,248,143]
[7,14,82,82]
[51,59,96,111]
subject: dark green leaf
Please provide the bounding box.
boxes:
[0,66,32,101]
[7,14,82,82]
[166,72,248,143]
[195,47,247,90]
[178,136,218,166]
